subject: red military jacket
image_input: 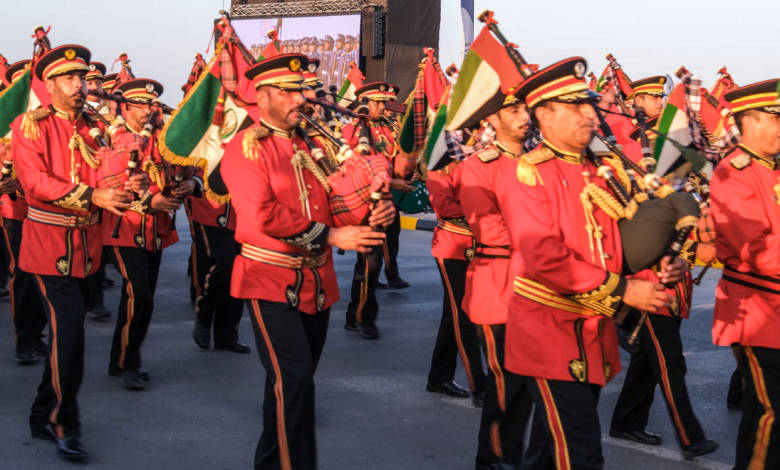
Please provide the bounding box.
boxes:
[458,143,518,325]
[426,160,473,261]
[711,145,780,348]
[220,122,339,314]
[99,126,178,251]
[0,140,28,221]
[499,143,627,386]
[187,196,236,231]
[12,107,109,278]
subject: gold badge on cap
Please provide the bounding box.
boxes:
[65,49,76,60]
[379,84,386,92]
[89,64,96,71]
[145,83,155,93]
[289,58,301,72]
[574,61,586,79]
[307,63,317,73]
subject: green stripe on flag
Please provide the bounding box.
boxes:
[162,72,221,156]
[653,102,679,160]
[424,101,448,169]
[0,70,31,137]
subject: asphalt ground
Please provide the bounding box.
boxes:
[0,211,740,469]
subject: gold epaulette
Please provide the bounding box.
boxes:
[730,153,751,170]
[20,107,52,141]
[476,147,499,163]
[242,126,270,161]
[516,146,554,186]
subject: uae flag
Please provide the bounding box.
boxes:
[159,38,256,203]
[445,25,522,131]
[337,62,365,108]
[422,85,450,170]
[652,84,691,176]
[0,69,46,139]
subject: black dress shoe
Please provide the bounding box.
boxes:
[56,436,88,461]
[16,347,38,365]
[376,280,388,289]
[123,370,147,390]
[0,286,9,298]
[609,429,662,446]
[103,277,116,288]
[426,380,470,398]
[682,439,718,460]
[30,423,56,442]
[193,322,211,350]
[87,305,111,322]
[357,322,380,339]
[110,367,149,381]
[214,340,251,353]
[33,339,48,357]
[344,321,358,332]
[387,277,410,289]
[472,389,485,408]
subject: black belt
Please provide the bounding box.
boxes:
[722,267,780,296]
[474,244,510,259]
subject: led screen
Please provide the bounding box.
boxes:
[232,15,361,90]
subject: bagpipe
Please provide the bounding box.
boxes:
[295,103,392,228]
[478,11,702,344]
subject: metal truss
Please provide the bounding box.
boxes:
[231,0,370,18]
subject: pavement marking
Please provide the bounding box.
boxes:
[603,436,731,470]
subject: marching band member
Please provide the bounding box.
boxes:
[220,53,394,470]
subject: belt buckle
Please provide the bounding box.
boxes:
[75,214,91,227]
[301,255,320,269]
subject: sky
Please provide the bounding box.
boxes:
[2,0,779,104]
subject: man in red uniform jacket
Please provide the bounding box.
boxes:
[341,81,412,338]
[710,78,780,470]
[609,75,718,459]
[0,61,48,364]
[100,78,197,390]
[498,57,687,469]
[220,53,394,470]
[13,44,146,460]
[459,97,536,469]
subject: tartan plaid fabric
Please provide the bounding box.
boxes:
[182,55,207,95]
[444,130,465,161]
[219,46,238,95]
[412,71,427,151]
[327,152,391,227]
[443,122,496,161]
[681,74,740,162]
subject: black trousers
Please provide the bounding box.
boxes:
[195,225,244,345]
[735,346,780,470]
[524,377,604,470]
[345,247,382,327]
[428,258,485,393]
[383,206,401,280]
[109,246,162,372]
[611,314,705,447]
[30,274,87,438]
[189,220,211,304]
[246,299,329,470]
[79,264,105,312]
[2,218,47,351]
[475,323,533,467]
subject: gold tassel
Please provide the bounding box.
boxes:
[242,127,268,161]
[516,157,542,186]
